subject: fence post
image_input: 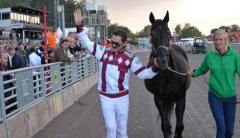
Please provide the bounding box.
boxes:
[71,62,78,83]
[83,57,89,77]
[0,73,6,120]
[41,66,47,96]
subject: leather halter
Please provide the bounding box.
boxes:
[156,45,188,76]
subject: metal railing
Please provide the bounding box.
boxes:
[177,42,240,52]
[0,56,99,121]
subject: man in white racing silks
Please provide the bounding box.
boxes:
[74,9,160,138]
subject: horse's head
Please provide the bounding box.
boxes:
[149,11,172,70]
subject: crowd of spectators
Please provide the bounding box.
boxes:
[0,32,89,72]
[0,32,90,114]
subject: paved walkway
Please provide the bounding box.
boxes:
[32,52,240,138]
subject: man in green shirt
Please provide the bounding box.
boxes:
[188,29,240,138]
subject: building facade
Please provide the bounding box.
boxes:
[0,6,43,41]
[82,2,108,44]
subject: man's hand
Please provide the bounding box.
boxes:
[73,9,84,25]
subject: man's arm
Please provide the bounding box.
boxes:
[74,9,105,60]
[130,56,158,79]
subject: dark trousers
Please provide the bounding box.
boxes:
[208,91,236,138]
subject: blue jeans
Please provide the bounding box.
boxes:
[208,91,236,138]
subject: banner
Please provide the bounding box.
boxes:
[47,29,56,49]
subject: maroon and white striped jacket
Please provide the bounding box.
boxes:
[77,25,158,98]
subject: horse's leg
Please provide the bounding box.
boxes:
[174,96,186,138]
[154,95,173,138]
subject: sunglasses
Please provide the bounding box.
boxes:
[111,40,121,47]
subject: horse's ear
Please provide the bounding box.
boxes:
[149,12,155,24]
[163,11,169,23]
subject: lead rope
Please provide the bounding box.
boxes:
[166,67,188,76]
[166,46,188,76]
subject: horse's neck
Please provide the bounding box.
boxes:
[168,48,176,70]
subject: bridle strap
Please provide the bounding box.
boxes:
[157,46,188,76]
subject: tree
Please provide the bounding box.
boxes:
[107,24,119,38]
[30,0,84,28]
[183,23,191,29]
[137,25,151,37]
[107,24,131,38]
[181,23,202,38]
[230,24,239,32]
[107,24,138,45]
[210,28,218,34]
[0,0,30,7]
[64,0,78,27]
[175,24,182,37]
[30,0,56,28]
[219,26,231,32]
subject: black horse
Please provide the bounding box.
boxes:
[144,11,191,138]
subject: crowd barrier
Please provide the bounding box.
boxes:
[0,56,99,122]
[177,43,240,52]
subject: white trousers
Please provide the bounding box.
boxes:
[100,94,129,138]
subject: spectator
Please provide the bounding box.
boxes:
[53,38,77,86]
[0,40,6,59]
[53,38,75,62]
[15,41,27,67]
[7,47,25,70]
[28,45,42,99]
[0,52,17,114]
[73,46,82,59]
[28,46,41,67]
[48,49,55,63]
[35,44,45,64]
[68,32,82,56]
[0,52,10,71]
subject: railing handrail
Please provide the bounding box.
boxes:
[0,62,61,75]
[0,56,99,121]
